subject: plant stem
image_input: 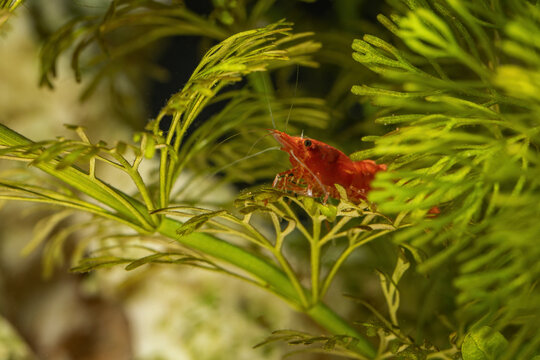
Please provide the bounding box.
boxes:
[321,244,355,299]
[311,214,321,304]
[0,123,377,358]
[110,152,158,224]
[158,218,376,358]
[321,230,391,299]
[320,216,350,246]
[269,213,309,307]
[0,124,154,231]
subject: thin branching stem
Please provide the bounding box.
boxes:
[279,198,312,241]
[268,213,310,308]
[321,230,391,299]
[0,194,150,234]
[109,152,157,223]
[310,213,322,304]
[319,216,352,246]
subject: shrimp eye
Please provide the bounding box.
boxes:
[304,139,312,147]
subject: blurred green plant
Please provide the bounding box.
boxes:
[350,0,540,358]
[1,0,540,359]
[0,0,22,29]
[39,0,227,92]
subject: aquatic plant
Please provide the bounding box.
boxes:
[1,1,539,359]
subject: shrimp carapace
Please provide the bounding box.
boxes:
[270,129,387,203]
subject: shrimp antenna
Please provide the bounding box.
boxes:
[206,129,260,157]
[261,74,276,130]
[210,146,280,177]
[247,131,274,156]
[284,64,299,133]
[300,129,304,139]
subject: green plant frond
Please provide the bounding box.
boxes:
[175,210,230,237]
[350,291,461,359]
[156,187,398,313]
[40,0,227,89]
[41,217,97,279]
[62,223,223,274]
[0,0,23,30]
[0,124,157,232]
[70,251,216,273]
[151,21,312,133]
[162,90,330,199]
[68,226,297,298]
[20,209,75,256]
[146,22,321,208]
[69,255,132,272]
[8,23,321,214]
[0,136,104,171]
[377,253,410,327]
[235,188,400,302]
[0,124,162,221]
[1,124,137,171]
[352,0,540,354]
[344,265,421,357]
[254,329,367,359]
[0,178,156,235]
[0,179,103,212]
[0,0,22,10]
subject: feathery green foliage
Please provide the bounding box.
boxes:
[351,1,540,358]
[39,0,226,95]
[0,0,22,29]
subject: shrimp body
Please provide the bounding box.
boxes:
[270,130,387,203]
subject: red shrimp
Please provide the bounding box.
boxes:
[270,129,387,203]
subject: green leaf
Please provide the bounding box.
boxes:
[462,326,509,360]
[237,205,273,215]
[234,187,288,206]
[70,256,129,273]
[21,210,74,256]
[124,252,207,270]
[317,202,337,221]
[253,329,359,355]
[124,253,170,270]
[176,210,228,237]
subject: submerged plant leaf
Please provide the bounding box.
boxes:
[125,252,211,271]
[352,0,540,355]
[71,256,130,273]
[254,329,362,358]
[21,210,74,256]
[462,326,508,360]
[176,210,228,237]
